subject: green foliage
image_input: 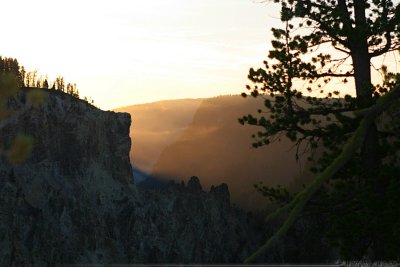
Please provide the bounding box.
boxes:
[2,56,102,107]
[254,182,293,206]
[0,57,24,86]
[0,72,36,164]
[327,164,400,260]
[0,56,90,164]
[241,0,400,262]
[7,134,34,164]
[244,86,400,263]
[1,57,81,99]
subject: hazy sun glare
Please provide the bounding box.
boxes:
[1,0,284,109]
[2,1,398,109]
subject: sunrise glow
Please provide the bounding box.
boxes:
[2,0,398,110]
[1,0,285,110]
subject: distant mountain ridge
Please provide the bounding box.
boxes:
[115,98,203,174]
[0,89,270,264]
[118,95,312,211]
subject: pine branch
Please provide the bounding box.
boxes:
[244,84,400,264]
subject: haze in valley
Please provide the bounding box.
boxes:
[117,95,313,211]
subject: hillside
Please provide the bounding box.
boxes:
[0,89,270,264]
[153,95,314,210]
[115,99,203,174]
[120,95,312,211]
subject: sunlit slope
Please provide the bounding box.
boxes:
[115,98,203,173]
[151,95,310,210]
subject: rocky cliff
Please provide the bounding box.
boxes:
[0,89,262,265]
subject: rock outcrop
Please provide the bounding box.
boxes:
[0,89,136,265]
[0,89,262,265]
[126,180,260,263]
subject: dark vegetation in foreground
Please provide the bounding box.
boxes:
[0,84,339,264]
[240,0,400,263]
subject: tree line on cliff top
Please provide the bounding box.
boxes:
[0,56,96,165]
[0,56,96,104]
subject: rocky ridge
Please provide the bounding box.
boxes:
[0,89,261,265]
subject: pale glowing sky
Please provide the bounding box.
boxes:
[1,0,283,110]
[1,1,398,110]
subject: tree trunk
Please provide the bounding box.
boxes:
[351,0,379,174]
[351,0,386,260]
[352,0,371,103]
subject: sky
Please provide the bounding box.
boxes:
[1,1,399,110]
[1,0,283,110]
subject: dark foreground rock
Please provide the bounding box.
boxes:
[0,89,339,265]
[0,89,263,265]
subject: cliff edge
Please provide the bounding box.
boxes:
[0,89,262,265]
